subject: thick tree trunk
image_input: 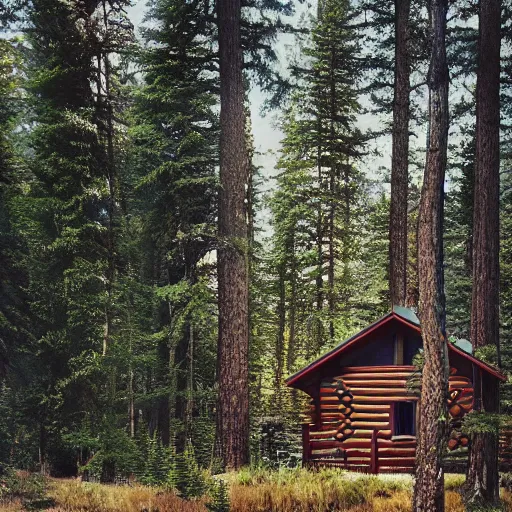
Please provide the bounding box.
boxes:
[467,0,501,503]
[413,0,450,509]
[390,0,410,307]
[216,0,250,470]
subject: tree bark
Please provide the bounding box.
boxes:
[390,0,410,307]
[275,264,286,396]
[101,0,116,357]
[316,138,325,354]
[467,0,501,503]
[413,0,450,509]
[216,0,250,470]
[287,250,297,375]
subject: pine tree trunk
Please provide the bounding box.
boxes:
[316,141,324,353]
[287,251,297,374]
[390,0,410,307]
[129,367,135,438]
[101,0,116,357]
[216,0,250,470]
[327,47,336,340]
[466,0,501,503]
[275,264,286,395]
[328,177,335,340]
[413,0,450,509]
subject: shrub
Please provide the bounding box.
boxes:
[168,440,206,499]
[206,479,230,512]
[501,473,512,491]
[0,466,49,509]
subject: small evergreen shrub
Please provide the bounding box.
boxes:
[206,478,230,512]
[0,466,49,509]
[168,439,206,499]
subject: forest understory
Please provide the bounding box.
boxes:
[1,469,512,512]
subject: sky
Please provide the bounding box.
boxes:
[127,0,287,188]
[125,0,406,229]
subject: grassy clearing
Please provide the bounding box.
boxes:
[0,469,510,511]
[0,479,207,512]
[227,468,460,512]
[226,468,510,512]
[46,480,207,512]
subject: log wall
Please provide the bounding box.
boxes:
[500,428,512,472]
[305,365,475,473]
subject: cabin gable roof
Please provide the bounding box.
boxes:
[285,306,506,388]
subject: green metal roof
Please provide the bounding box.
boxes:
[392,305,420,325]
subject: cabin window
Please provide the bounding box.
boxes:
[393,401,416,437]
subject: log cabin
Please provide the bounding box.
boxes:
[285,306,508,473]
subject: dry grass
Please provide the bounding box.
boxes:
[0,500,23,512]
[227,468,510,512]
[0,470,509,512]
[23,479,207,512]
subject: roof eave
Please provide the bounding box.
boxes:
[285,308,508,387]
[448,343,507,382]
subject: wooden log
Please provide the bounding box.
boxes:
[377,457,415,467]
[349,387,414,395]
[309,440,344,449]
[447,438,459,450]
[336,439,372,448]
[349,429,392,438]
[311,449,341,456]
[310,430,337,438]
[338,405,354,415]
[347,412,389,420]
[349,396,417,403]
[449,405,462,418]
[351,421,390,429]
[377,439,416,448]
[319,396,339,402]
[352,404,390,412]
[377,448,416,457]
[342,458,373,464]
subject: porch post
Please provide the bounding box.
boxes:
[370,429,379,474]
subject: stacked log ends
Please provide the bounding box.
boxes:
[335,380,354,441]
[447,432,469,451]
[447,371,473,452]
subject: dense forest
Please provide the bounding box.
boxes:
[0,0,511,509]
